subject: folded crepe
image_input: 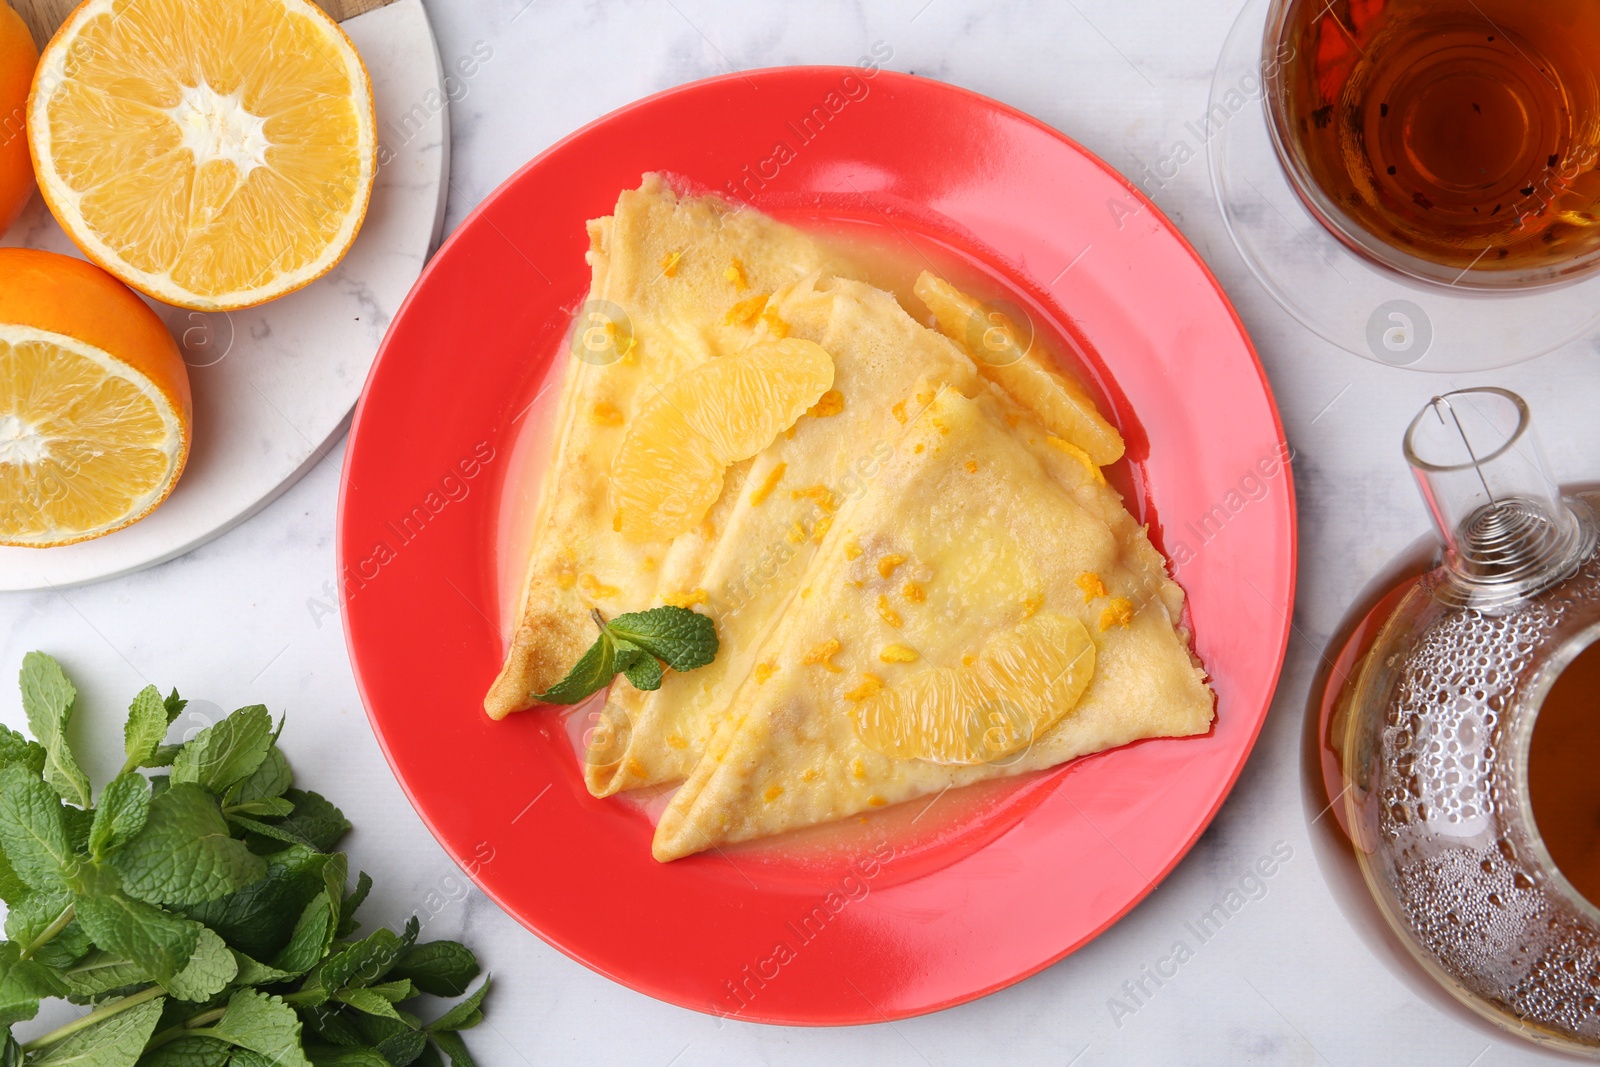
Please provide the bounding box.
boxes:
[583,272,1146,796]
[652,385,1213,861]
[583,275,982,795]
[485,175,851,718]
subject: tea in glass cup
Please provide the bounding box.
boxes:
[1264,0,1600,288]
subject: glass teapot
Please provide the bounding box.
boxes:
[1335,387,1600,1054]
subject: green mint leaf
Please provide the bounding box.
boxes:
[277,791,351,853]
[228,746,292,806]
[171,706,273,794]
[146,746,183,769]
[271,892,335,977]
[4,887,89,970]
[606,606,718,672]
[162,689,187,725]
[428,1031,476,1067]
[530,629,623,705]
[267,849,343,977]
[207,989,313,1067]
[159,926,237,1001]
[0,851,28,909]
[0,940,68,1025]
[226,798,295,818]
[63,804,93,853]
[390,942,478,998]
[0,846,29,904]
[180,845,330,961]
[135,1035,230,1067]
[302,1006,367,1048]
[305,923,411,1002]
[375,1034,428,1067]
[345,1016,425,1067]
[89,773,151,859]
[121,686,169,772]
[58,950,150,1001]
[0,724,46,778]
[71,864,201,982]
[0,764,75,893]
[337,987,405,1021]
[621,652,664,691]
[229,950,297,986]
[360,979,415,1003]
[111,783,267,907]
[425,978,489,1034]
[19,653,91,809]
[337,872,373,939]
[302,1047,389,1067]
[232,791,350,855]
[32,990,164,1067]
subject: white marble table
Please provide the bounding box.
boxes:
[6,1,1599,1063]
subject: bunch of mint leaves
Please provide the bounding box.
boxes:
[0,653,489,1067]
[532,607,718,704]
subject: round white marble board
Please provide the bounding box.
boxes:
[0,0,450,592]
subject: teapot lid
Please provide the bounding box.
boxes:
[1404,388,1593,607]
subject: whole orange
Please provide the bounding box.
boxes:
[0,2,36,235]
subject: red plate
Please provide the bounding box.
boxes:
[339,68,1296,1025]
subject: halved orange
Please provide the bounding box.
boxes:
[853,613,1097,764]
[0,248,192,547]
[0,1,37,235]
[26,0,376,311]
[610,339,835,542]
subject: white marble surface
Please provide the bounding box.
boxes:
[5,0,1600,1063]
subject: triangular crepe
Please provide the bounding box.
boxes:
[583,276,982,794]
[485,176,851,718]
[652,385,1212,861]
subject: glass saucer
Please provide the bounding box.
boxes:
[1208,0,1600,372]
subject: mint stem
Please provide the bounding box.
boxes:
[21,984,164,1051]
[590,608,608,630]
[19,903,75,960]
[142,1009,228,1053]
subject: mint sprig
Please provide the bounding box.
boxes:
[0,654,491,1067]
[532,606,718,705]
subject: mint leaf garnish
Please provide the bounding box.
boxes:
[621,653,663,691]
[607,607,719,671]
[19,653,91,809]
[532,606,718,704]
[531,628,628,705]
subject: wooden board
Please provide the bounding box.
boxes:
[12,0,402,48]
